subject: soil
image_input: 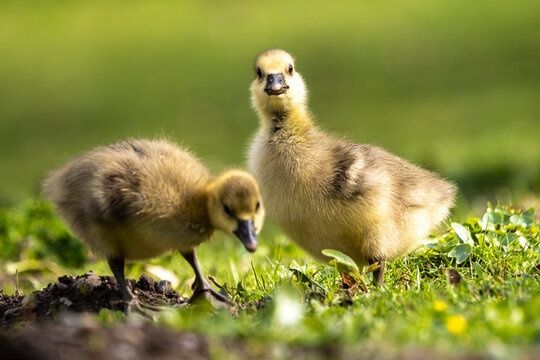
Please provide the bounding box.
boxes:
[0,314,209,360]
[0,272,186,328]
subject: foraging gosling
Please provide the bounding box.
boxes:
[44,139,264,311]
[248,49,456,284]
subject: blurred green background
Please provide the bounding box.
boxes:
[1,0,539,209]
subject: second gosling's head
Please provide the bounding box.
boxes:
[250,49,307,116]
[206,170,265,252]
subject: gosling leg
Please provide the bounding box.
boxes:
[181,250,234,306]
[107,256,160,315]
[368,258,386,286]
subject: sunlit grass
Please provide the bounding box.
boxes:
[1,200,538,356]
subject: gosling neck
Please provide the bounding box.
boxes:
[203,180,223,232]
[260,104,313,136]
[188,186,213,230]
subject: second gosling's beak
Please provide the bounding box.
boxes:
[265,73,288,95]
[233,220,257,253]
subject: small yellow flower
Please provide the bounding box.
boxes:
[445,314,467,335]
[433,300,448,312]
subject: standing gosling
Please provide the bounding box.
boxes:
[44,139,264,311]
[248,49,456,284]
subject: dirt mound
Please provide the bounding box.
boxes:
[0,272,186,328]
[0,314,208,360]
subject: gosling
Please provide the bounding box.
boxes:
[44,139,264,312]
[248,49,456,284]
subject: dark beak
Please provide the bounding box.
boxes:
[233,220,257,253]
[265,73,289,95]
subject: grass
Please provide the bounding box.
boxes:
[1,200,539,357]
[1,1,540,206]
[1,2,540,357]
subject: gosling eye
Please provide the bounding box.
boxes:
[255,201,261,212]
[223,204,234,218]
[287,64,293,75]
[256,67,263,79]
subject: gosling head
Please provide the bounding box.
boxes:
[206,170,265,252]
[250,49,307,117]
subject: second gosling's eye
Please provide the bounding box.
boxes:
[255,201,261,212]
[256,67,263,79]
[287,64,294,75]
[223,204,234,218]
